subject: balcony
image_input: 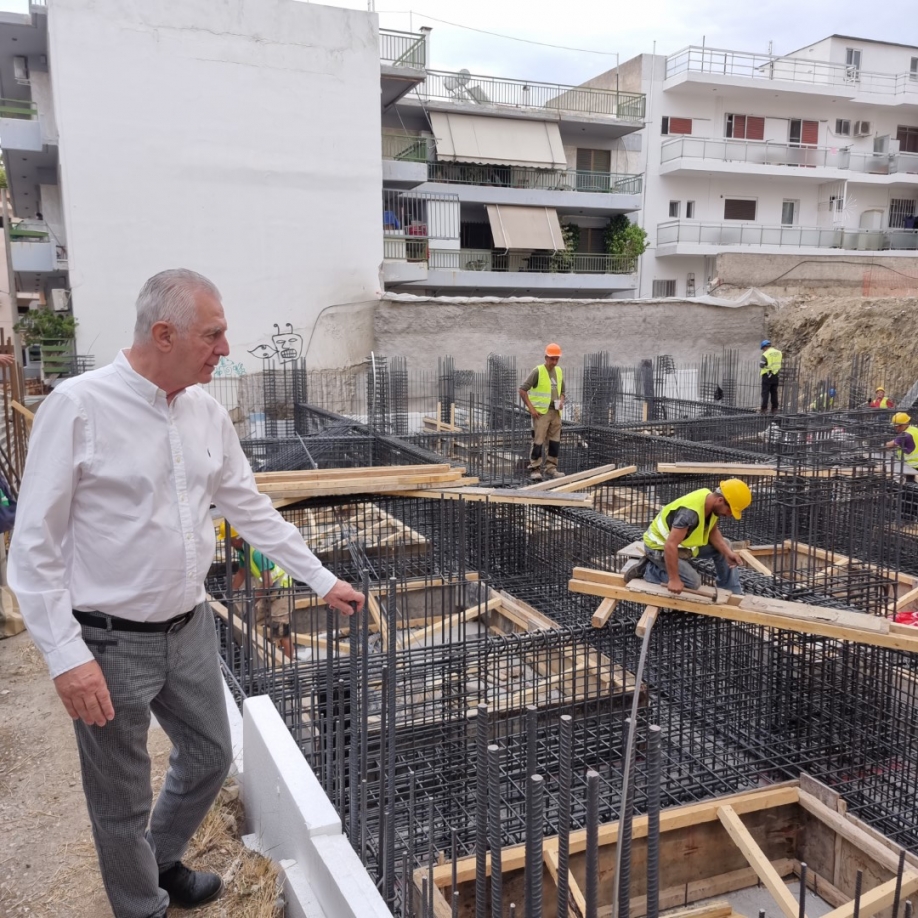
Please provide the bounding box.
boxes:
[660,136,918,182]
[0,97,40,152]
[382,188,459,285]
[656,220,918,256]
[428,163,642,194]
[410,70,645,130]
[9,220,67,273]
[379,29,427,109]
[431,249,637,274]
[665,46,918,101]
[381,131,434,186]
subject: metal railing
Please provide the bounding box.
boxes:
[661,136,918,176]
[382,189,460,242]
[657,220,918,251]
[665,45,918,98]
[417,70,646,122]
[0,98,36,120]
[381,131,434,162]
[379,29,426,69]
[429,248,637,274]
[427,162,643,194]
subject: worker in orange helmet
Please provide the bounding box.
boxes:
[519,343,565,481]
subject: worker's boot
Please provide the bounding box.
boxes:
[546,468,564,479]
[623,558,648,584]
[529,469,543,481]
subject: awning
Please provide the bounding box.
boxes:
[486,205,565,250]
[430,112,567,169]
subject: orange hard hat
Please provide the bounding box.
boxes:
[545,343,562,357]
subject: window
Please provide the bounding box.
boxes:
[725,114,765,140]
[781,200,798,225]
[686,201,695,219]
[835,119,851,136]
[845,47,861,79]
[897,125,918,154]
[578,227,606,254]
[724,198,757,221]
[889,199,917,229]
[668,200,680,218]
[828,194,845,213]
[911,57,918,81]
[789,119,819,146]
[576,148,612,191]
[652,280,676,298]
[661,116,692,135]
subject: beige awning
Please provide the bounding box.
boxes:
[486,205,565,250]
[430,112,567,169]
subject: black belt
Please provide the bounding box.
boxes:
[74,608,197,635]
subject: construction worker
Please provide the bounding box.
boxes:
[627,479,753,595]
[220,522,294,657]
[759,339,782,414]
[519,342,565,481]
[884,413,918,481]
[809,386,836,411]
[869,386,895,409]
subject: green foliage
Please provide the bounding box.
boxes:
[14,309,77,345]
[550,222,580,272]
[0,166,7,190]
[603,215,648,259]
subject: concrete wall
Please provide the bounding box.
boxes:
[48,0,383,372]
[374,295,767,373]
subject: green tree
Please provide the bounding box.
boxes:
[603,215,648,261]
[14,309,77,345]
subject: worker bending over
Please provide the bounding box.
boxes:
[629,479,752,595]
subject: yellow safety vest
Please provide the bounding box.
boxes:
[528,364,563,415]
[761,347,783,376]
[643,488,718,558]
[897,425,918,471]
[237,549,292,588]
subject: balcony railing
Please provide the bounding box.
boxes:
[0,98,36,120]
[661,136,918,175]
[657,220,918,251]
[381,131,434,162]
[382,189,460,242]
[665,45,918,98]
[379,29,426,69]
[417,70,646,122]
[427,162,643,194]
[430,249,637,274]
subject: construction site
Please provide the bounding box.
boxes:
[17,341,901,918]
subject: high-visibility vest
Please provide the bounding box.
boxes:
[643,488,718,557]
[760,347,783,376]
[528,364,563,415]
[897,426,918,471]
[237,548,292,588]
[872,396,892,408]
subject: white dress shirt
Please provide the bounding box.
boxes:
[9,350,336,678]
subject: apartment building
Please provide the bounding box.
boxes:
[588,36,918,298]
[379,30,647,297]
[0,0,384,373]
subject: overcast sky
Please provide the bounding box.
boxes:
[0,0,912,85]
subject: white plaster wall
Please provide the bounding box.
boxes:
[799,37,918,74]
[48,0,382,372]
[30,70,58,145]
[39,182,65,247]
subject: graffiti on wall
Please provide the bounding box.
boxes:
[248,324,304,363]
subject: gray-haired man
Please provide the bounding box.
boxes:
[9,269,364,918]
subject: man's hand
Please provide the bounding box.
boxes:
[529,407,539,419]
[723,549,744,569]
[0,354,14,367]
[54,660,115,727]
[323,579,365,616]
[666,577,685,595]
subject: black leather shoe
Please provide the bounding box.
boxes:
[159,862,223,909]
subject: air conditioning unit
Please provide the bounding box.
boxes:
[854,121,872,137]
[50,288,71,312]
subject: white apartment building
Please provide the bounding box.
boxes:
[378,32,647,298]
[588,36,918,298]
[0,0,385,374]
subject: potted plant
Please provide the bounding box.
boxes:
[14,309,78,376]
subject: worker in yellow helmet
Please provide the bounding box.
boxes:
[868,386,894,409]
[627,479,753,595]
[218,522,294,656]
[519,342,565,481]
[885,413,918,482]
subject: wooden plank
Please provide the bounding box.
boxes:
[10,400,35,423]
[591,598,619,629]
[405,597,500,648]
[636,606,660,638]
[716,804,805,918]
[821,873,918,918]
[520,462,622,491]
[657,462,777,477]
[895,584,918,612]
[548,465,638,493]
[738,548,774,577]
[657,901,732,918]
[255,463,458,483]
[381,486,592,507]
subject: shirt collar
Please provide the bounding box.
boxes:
[113,349,168,406]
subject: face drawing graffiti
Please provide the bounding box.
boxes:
[271,324,303,362]
[247,342,277,360]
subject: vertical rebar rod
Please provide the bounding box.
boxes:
[557,715,573,918]
[476,703,490,918]
[385,576,398,906]
[893,851,906,918]
[488,744,503,918]
[854,869,863,918]
[646,725,662,918]
[379,665,389,894]
[323,603,334,792]
[526,774,545,918]
[428,797,436,918]
[798,863,807,918]
[618,717,637,918]
[524,704,539,918]
[586,769,600,918]
[451,826,458,917]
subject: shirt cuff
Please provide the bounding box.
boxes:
[44,636,95,680]
[308,568,338,600]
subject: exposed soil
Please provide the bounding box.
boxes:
[0,631,280,918]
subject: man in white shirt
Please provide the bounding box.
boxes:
[9,269,364,918]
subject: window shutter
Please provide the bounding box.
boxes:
[669,117,692,135]
[801,120,819,145]
[746,116,765,140]
[733,115,747,139]
[576,148,593,171]
[724,199,756,221]
[576,148,612,173]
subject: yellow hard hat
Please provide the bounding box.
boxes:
[875,385,886,392]
[217,522,239,540]
[719,479,752,521]
[892,412,911,426]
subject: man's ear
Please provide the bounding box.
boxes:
[151,320,174,352]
